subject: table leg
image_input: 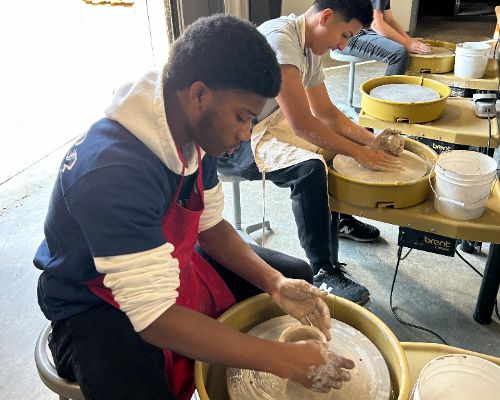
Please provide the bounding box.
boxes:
[330,212,340,266]
[473,244,500,324]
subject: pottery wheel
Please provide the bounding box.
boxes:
[332,150,428,183]
[370,83,440,102]
[226,316,391,400]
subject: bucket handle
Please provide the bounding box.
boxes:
[428,164,498,207]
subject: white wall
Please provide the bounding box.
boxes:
[282,0,310,15]
[391,0,413,31]
[282,0,414,32]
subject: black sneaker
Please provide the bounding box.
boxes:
[338,216,380,242]
[313,268,370,305]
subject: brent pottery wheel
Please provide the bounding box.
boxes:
[361,75,451,123]
[226,316,392,400]
[407,40,456,74]
[194,294,411,400]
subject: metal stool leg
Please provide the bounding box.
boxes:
[339,61,359,121]
[232,181,242,231]
[348,61,355,108]
[330,212,340,266]
[225,178,270,245]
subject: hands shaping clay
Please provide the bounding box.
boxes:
[371,129,405,156]
[274,278,332,340]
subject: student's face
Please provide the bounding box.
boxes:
[192,89,266,157]
[312,11,362,55]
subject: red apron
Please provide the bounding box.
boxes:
[85,145,236,399]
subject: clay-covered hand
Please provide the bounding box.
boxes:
[407,39,432,54]
[286,340,354,392]
[272,277,332,340]
[371,129,405,156]
[356,147,402,171]
[308,342,355,392]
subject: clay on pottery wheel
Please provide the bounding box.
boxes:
[279,324,327,343]
[226,315,391,400]
[372,130,405,155]
[426,46,454,56]
[332,150,428,183]
[370,83,440,103]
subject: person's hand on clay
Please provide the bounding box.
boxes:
[355,146,401,171]
[284,340,354,392]
[407,39,431,54]
[272,277,332,340]
[371,128,405,156]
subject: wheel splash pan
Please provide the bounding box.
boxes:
[328,138,438,209]
[361,75,451,124]
[194,294,410,400]
[407,39,456,74]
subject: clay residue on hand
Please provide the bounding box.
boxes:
[306,342,354,392]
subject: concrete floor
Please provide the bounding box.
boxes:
[1,7,500,400]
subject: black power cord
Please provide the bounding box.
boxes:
[389,246,448,344]
[389,244,500,345]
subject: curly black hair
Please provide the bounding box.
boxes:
[313,0,373,27]
[164,14,281,98]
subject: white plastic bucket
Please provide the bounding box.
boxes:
[431,150,497,220]
[454,42,489,78]
[411,354,500,400]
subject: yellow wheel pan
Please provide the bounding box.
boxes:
[328,138,437,209]
[361,75,451,123]
[407,40,456,74]
[194,293,410,400]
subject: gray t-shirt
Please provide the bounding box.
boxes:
[255,14,325,122]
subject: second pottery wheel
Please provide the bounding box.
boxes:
[332,150,428,184]
[370,84,441,103]
[226,315,391,400]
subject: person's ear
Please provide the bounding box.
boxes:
[319,8,333,27]
[188,81,212,111]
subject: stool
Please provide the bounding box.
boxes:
[217,172,270,244]
[35,323,84,400]
[329,50,367,121]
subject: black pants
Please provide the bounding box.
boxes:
[49,244,311,400]
[219,141,334,264]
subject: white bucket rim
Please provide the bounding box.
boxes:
[435,167,497,185]
[459,41,491,51]
[436,150,498,177]
[413,354,500,400]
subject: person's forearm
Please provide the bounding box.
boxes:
[315,106,374,146]
[290,111,370,156]
[198,219,282,296]
[371,18,410,47]
[140,304,288,376]
[385,15,410,40]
